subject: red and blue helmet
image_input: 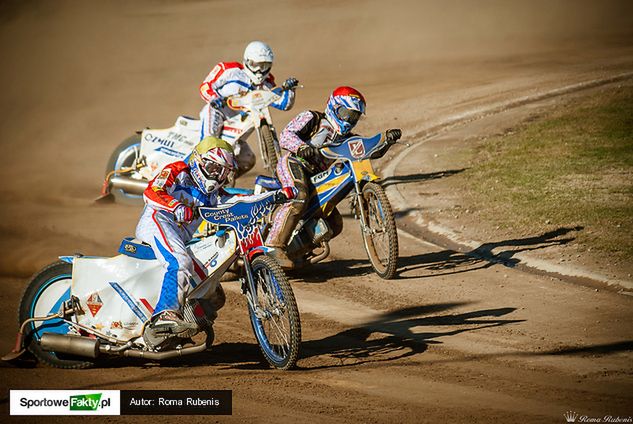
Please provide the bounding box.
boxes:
[325,86,366,135]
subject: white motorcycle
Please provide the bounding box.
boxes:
[100,88,291,204]
[4,191,302,370]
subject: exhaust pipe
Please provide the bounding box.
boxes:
[109,175,148,195]
[309,242,330,264]
[41,334,209,361]
[119,342,208,360]
[41,334,100,358]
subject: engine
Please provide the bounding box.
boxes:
[287,217,333,259]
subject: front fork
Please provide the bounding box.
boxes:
[352,180,372,236]
[240,255,267,319]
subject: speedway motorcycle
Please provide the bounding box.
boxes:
[255,132,402,279]
[4,191,301,370]
[101,88,292,204]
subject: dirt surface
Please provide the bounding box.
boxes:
[1,1,633,422]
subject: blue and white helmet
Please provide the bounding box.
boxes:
[325,86,366,135]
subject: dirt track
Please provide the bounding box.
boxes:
[1,1,632,422]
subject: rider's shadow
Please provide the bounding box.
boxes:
[396,226,583,279]
[296,302,523,370]
[291,227,582,283]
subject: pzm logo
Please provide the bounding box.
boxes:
[124,244,137,254]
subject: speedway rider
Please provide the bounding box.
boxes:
[135,136,238,337]
[265,86,402,267]
[199,41,299,178]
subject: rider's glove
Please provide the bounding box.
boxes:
[210,97,225,110]
[385,129,402,143]
[282,77,299,91]
[274,188,296,204]
[297,144,318,161]
[282,187,297,200]
[174,204,194,224]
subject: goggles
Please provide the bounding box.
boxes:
[336,106,362,125]
[245,59,272,73]
[200,160,232,183]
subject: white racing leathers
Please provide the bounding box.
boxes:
[198,61,295,174]
[135,160,220,317]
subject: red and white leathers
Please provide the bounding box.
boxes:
[265,110,346,248]
[198,61,295,176]
[135,161,221,317]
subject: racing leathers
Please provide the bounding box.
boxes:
[265,110,345,249]
[198,62,296,176]
[136,161,222,317]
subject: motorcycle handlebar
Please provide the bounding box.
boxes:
[368,137,410,160]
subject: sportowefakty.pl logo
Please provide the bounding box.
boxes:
[11,390,119,415]
[19,393,110,411]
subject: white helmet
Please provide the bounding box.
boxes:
[243,41,274,85]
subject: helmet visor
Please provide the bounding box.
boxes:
[336,107,362,126]
[245,59,272,73]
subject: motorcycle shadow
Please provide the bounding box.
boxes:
[395,226,583,279]
[296,302,524,371]
[293,226,584,282]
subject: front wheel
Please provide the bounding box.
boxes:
[248,255,301,370]
[259,124,279,175]
[18,262,94,369]
[360,182,399,279]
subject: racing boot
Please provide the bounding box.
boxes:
[143,310,198,350]
[267,247,295,269]
[150,310,198,334]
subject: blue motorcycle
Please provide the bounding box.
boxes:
[255,133,400,279]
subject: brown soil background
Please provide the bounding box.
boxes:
[1,1,632,422]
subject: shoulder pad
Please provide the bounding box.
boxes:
[220,61,243,70]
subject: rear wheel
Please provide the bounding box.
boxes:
[248,256,301,370]
[360,182,399,279]
[105,133,144,205]
[259,124,279,175]
[18,262,94,369]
